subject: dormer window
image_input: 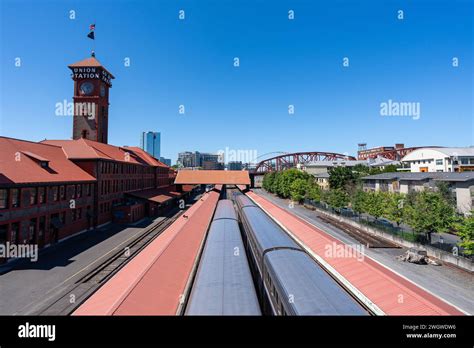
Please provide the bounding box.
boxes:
[21,151,50,169]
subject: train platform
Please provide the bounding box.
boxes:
[245,190,466,315]
[73,187,222,315]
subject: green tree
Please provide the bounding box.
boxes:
[306,182,322,202]
[327,188,349,209]
[455,213,474,255]
[289,178,309,202]
[384,192,406,226]
[328,167,357,191]
[368,167,383,175]
[353,164,370,176]
[381,164,400,173]
[351,189,368,215]
[404,191,456,239]
[435,181,456,207]
[274,169,310,198]
[262,172,276,192]
[365,191,387,220]
[270,172,281,193]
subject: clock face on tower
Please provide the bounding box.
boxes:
[79,81,94,95]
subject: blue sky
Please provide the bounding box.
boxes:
[1,0,473,163]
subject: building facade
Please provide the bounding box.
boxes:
[177,151,200,168]
[401,147,474,172]
[0,138,96,250]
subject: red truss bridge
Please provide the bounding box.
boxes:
[252,151,356,174]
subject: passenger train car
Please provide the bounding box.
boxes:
[235,194,368,316]
[185,199,261,315]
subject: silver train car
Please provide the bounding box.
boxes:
[185,199,261,315]
[235,194,368,316]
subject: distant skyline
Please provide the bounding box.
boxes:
[1,0,473,163]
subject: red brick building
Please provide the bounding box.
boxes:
[0,137,96,249]
[41,139,176,226]
[357,143,405,160]
[0,55,185,260]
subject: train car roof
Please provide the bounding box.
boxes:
[240,203,300,252]
[265,250,368,315]
[213,199,238,221]
[185,219,261,315]
[235,194,256,208]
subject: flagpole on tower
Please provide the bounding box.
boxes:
[87,22,96,57]
[93,19,96,56]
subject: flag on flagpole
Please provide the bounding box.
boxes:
[87,24,95,40]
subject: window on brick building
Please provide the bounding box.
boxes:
[0,189,9,209]
[30,188,37,205]
[38,216,46,240]
[77,184,82,198]
[60,185,66,200]
[10,222,19,244]
[52,186,59,201]
[11,189,20,208]
[38,187,46,204]
[29,218,37,243]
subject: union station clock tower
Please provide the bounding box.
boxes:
[68,56,115,143]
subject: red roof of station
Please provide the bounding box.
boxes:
[122,146,168,167]
[68,56,115,78]
[126,185,195,204]
[42,139,168,167]
[73,188,221,315]
[0,137,96,185]
[174,170,250,185]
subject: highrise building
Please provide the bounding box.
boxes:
[159,157,172,166]
[177,151,223,169]
[228,161,243,170]
[177,151,200,168]
[141,131,161,159]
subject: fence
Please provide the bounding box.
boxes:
[303,198,473,261]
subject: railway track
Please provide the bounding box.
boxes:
[33,209,184,315]
[316,213,399,248]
